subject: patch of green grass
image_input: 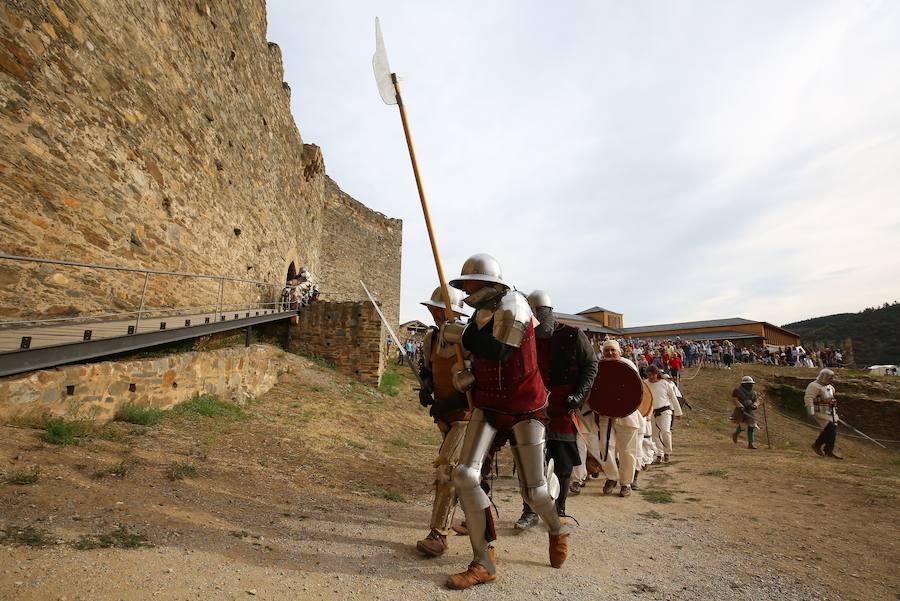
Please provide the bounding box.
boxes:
[685,497,702,502]
[631,582,659,594]
[306,354,336,370]
[5,467,40,485]
[386,437,410,449]
[346,439,368,450]
[257,456,271,468]
[373,487,406,502]
[639,510,665,520]
[114,402,166,426]
[166,461,197,481]
[0,525,54,548]
[378,366,404,397]
[639,489,674,504]
[40,417,93,445]
[169,394,245,420]
[703,469,729,478]
[93,460,131,479]
[74,527,150,550]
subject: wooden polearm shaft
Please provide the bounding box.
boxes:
[390,73,473,410]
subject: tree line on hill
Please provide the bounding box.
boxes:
[783,301,900,367]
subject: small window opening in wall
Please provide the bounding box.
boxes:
[128,383,136,393]
[66,385,75,396]
[172,382,178,389]
[184,319,191,327]
[245,312,250,318]
[83,330,92,341]
[220,315,226,321]
[20,336,31,349]
[205,317,210,324]
[229,50,236,61]
[160,322,167,330]
[233,227,241,236]
[262,117,267,127]
[127,325,135,335]
[233,314,238,319]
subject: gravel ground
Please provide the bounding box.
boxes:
[1,360,895,600]
[1,465,826,601]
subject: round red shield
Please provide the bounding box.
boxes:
[587,358,644,418]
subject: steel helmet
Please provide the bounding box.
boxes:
[526,289,553,312]
[741,376,755,384]
[449,253,508,289]
[421,286,468,316]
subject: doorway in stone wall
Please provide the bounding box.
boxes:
[286,262,297,284]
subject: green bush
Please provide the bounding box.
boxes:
[170,394,245,420]
[166,461,198,481]
[114,402,167,426]
[40,418,93,445]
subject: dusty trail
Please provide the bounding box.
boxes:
[0,354,897,600]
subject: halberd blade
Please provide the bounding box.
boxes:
[373,17,397,105]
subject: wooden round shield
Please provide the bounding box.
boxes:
[639,380,653,417]
[587,358,644,418]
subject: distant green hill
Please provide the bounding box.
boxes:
[783,302,900,367]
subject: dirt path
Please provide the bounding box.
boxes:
[1,355,897,600]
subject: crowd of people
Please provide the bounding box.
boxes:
[279,266,320,312]
[582,337,845,379]
[400,252,850,591]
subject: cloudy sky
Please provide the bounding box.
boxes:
[267,0,900,327]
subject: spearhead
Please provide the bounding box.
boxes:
[373,17,398,105]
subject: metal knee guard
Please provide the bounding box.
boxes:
[510,419,563,535]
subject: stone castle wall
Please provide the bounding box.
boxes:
[288,301,385,385]
[0,0,401,323]
[319,177,402,328]
[0,343,282,423]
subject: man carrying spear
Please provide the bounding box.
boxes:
[372,20,567,590]
[439,255,571,589]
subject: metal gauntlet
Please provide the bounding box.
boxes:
[453,362,475,393]
[439,320,466,346]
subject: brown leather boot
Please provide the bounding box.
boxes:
[446,547,497,590]
[416,529,448,557]
[549,533,569,568]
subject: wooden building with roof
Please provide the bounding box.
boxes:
[557,307,799,349]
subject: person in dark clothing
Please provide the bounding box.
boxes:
[731,375,759,449]
[514,290,598,528]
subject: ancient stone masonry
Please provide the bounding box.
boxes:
[0,343,281,423]
[288,301,385,385]
[319,177,402,328]
[0,0,401,324]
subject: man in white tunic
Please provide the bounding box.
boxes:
[645,365,682,463]
[805,368,842,459]
[595,340,644,497]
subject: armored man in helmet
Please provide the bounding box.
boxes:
[514,290,597,527]
[440,254,570,590]
[415,286,471,557]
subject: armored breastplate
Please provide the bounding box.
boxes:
[472,321,547,413]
